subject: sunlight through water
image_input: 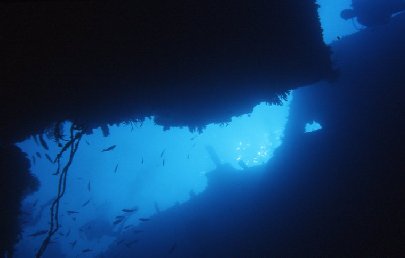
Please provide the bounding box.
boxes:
[15,95,291,257]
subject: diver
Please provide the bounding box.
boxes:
[340,0,405,27]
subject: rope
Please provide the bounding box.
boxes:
[35,124,83,258]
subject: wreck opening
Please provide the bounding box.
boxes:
[15,96,291,257]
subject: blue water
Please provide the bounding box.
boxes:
[15,98,291,257]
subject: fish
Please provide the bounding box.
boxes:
[82,248,93,253]
[116,239,125,245]
[45,154,53,163]
[133,230,143,234]
[125,239,139,248]
[162,159,165,166]
[82,199,91,207]
[58,232,65,236]
[85,140,90,145]
[115,215,125,219]
[168,242,177,254]
[87,181,91,192]
[69,240,77,249]
[35,152,42,158]
[187,154,190,159]
[33,135,39,146]
[38,134,49,150]
[66,229,71,237]
[139,218,150,222]
[101,145,116,152]
[122,208,138,213]
[29,230,48,237]
[124,225,133,229]
[32,199,39,207]
[114,164,119,173]
[67,210,79,215]
[160,149,166,157]
[32,155,36,165]
[113,217,125,225]
[141,157,144,164]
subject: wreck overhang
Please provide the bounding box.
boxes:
[0,0,332,143]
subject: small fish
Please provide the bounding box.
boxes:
[116,239,125,245]
[32,199,39,207]
[139,218,150,222]
[58,232,65,236]
[66,229,71,237]
[32,155,36,165]
[82,248,93,253]
[114,164,119,173]
[122,208,138,213]
[29,230,48,237]
[67,210,79,215]
[125,239,138,248]
[33,135,39,146]
[124,225,133,229]
[162,159,165,166]
[101,145,116,152]
[337,36,341,40]
[115,215,125,219]
[113,218,124,225]
[87,181,91,192]
[160,149,166,157]
[45,154,53,163]
[141,157,144,164]
[168,242,177,254]
[35,152,42,158]
[133,230,143,234]
[82,199,90,207]
[187,154,190,159]
[38,134,49,150]
[70,240,77,249]
[85,140,90,145]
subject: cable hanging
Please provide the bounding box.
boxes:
[35,123,83,258]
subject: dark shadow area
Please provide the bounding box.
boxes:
[99,13,405,257]
[0,146,39,258]
[0,0,331,144]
